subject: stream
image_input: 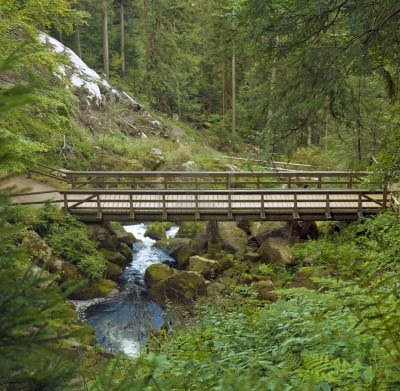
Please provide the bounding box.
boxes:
[74,224,179,357]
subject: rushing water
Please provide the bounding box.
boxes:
[74,224,178,357]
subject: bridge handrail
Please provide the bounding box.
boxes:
[61,170,370,190]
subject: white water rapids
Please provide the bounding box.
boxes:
[74,224,178,357]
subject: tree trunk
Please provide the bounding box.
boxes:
[120,0,126,76]
[75,26,82,58]
[231,38,236,136]
[102,0,110,81]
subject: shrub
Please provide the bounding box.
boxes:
[77,254,106,280]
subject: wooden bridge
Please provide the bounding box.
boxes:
[11,168,392,223]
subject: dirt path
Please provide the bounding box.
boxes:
[0,175,62,206]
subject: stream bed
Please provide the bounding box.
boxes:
[74,224,178,357]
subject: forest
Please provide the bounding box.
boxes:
[0,0,400,390]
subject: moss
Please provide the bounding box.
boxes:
[144,264,177,287]
[71,279,118,300]
[99,249,128,267]
[178,222,206,239]
[145,222,173,240]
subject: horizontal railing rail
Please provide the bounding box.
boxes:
[61,170,369,190]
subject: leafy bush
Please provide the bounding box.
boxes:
[77,254,106,280]
[47,222,106,279]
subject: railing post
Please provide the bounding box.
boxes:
[256,175,260,189]
[129,194,135,220]
[348,175,353,189]
[293,193,300,220]
[97,194,102,220]
[357,193,363,219]
[318,175,322,189]
[71,175,76,188]
[162,193,167,220]
[163,176,167,190]
[288,176,292,189]
[325,193,331,220]
[383,185,388,210]
[63,193,68,213]
[195,176,199,190]
[195,194,200,220]
[228,192,233,220]
[261,193,266,219]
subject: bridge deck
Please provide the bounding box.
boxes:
[60,189,386,222]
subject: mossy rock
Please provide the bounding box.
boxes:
[144,264,177,287]
[250,280,277,301]
[23,230,52,265]
[105,261,122,281]
[145,222,173,241]
[59,260,82,284]
[86,224,119,250]
[106,222,137,245]
[258,237,296,267]
[71,278,118,300]
[154,238,193,269]
[178,221,206,239]
[218,222,248,255]
[188,255,219,278]
[99,249,129,268]
[117,242,132,262]
[149,271,206,305]
[250,222,286,238]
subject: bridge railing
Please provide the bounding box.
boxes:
[59,188,387,222]
[61,170,369,190]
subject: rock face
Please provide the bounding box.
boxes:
[87,224,118,250]
[250,280,277,301]
[250,221,286,238]
[218,222,248,255]
[144,264,177,287]
[149,271,207,305]
[154,238,193,269]
[144,148,164,170]
[188,256,219,278]
[117,242,133,262]
[258,237,296,266]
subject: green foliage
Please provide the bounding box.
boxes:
[47,222,106,279]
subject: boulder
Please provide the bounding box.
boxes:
[145,222,173,241]
[144,264,177,288]
[59,261,82,284]
[99,249,129,268]
[86,224,109,245]
[117,242,132,262]
[250,221,286,238]
[71,278,119,300]
[258,237,296,267]
[31,265,54,288]
[244,251,261,263]
[105,261,122,281]
[250,280,277,301]
[23,230,52,265]
[218,222,248,255]
[154,238,193,269]
[254,222,288,246]
[188,255,219,278]
[106,222,137,246]
[149,271,207,305]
